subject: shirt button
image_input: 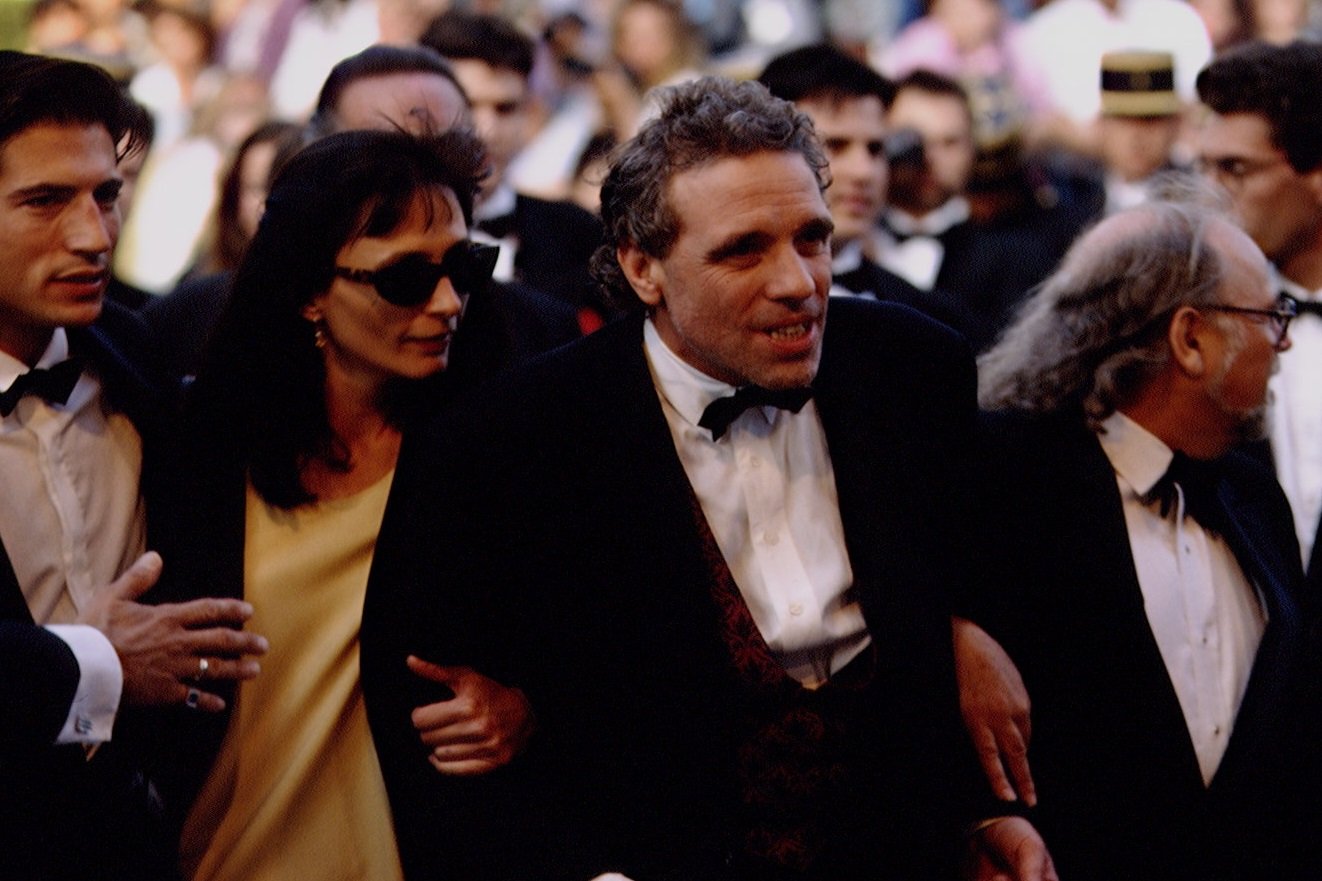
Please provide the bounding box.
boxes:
[761,530,779,546]
[789,603,804,616]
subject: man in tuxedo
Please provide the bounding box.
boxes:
[756,45,919,305]
[0,51,268,879]
[421,10,609,327]
[883,70,1061,351]
[362,75,1053,881]
[974,193,1317,880]
[1195,41,1322,595]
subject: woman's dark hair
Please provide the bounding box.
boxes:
[190,127,488,508]
[206,120,306,273]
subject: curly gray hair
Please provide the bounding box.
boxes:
[590,76,830,310]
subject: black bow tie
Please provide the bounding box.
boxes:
[475,213,517,240]
[0,358,84,417]
[1292,298,1322,318]
[1142,451,1226,533]
[698,385,813,440]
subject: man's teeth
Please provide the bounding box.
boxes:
[769,324,808,340]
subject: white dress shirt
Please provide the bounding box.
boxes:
[877,198,970,291]
[1270,274,1322,566]
[643,319,870,688]
[1098,412,1265,785]
[1,329,144,743]
[471,183,518,284]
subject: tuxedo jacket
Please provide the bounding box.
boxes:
[0,301,183,880]
[504,193,607,315]
[834,257,991,350]
[925,219,1062,353]
[1243,437,1322,599]
[362,298,988,881]
[968,410,1321,881]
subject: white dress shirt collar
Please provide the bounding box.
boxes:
[0,328,69,392]
[474,182,517,224]
[884,196,970,238]
[644,317,744,433]
[1097,409,1174,498]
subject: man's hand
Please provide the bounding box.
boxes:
[953,616,1036,805]
[408,655,535,776]
[969,817,1059,881]
[76,552,268,713]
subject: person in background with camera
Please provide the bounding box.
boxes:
[880,69,1063,352]
[758,46,931,310]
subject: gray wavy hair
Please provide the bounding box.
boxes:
[978,184,1240,424]
[590,75,830,310]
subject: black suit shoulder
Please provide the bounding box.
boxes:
[511,193,605,311]
[142,270,233,381]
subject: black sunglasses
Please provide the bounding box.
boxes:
[334,241,499,307]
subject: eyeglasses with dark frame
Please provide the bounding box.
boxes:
[1202,295,1298,350]
[334,241,499,308]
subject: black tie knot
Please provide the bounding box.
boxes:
[698,385,813,440]
[1292,298,1322,318]
[1143,451,1225,531]
[0,359,84,417]
[475,213,516,240]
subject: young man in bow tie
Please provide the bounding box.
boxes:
[363,75,1054,881]
[974,190,1317,880]
[0,51,267,879]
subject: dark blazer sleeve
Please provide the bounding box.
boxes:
[0,620,81,752]
[362,380,573,881]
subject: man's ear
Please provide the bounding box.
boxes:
[1305,164,1322,208]
[617,243,664,308]
[1168,305,1208,377]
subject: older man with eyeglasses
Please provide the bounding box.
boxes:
[966,188,1319,881]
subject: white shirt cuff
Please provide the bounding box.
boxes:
[45,624,123,744]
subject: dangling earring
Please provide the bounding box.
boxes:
[312,317,327,349]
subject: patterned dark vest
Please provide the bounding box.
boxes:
[687,491,887,878]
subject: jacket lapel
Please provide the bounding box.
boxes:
[1207,474,1305,791]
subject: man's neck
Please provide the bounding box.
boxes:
[1277,240,1322,293]
[1119,393,1229,461]
[0,326,57,369]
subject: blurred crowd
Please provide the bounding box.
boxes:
[17,0,1322,303]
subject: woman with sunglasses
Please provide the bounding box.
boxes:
[160,128,533,881]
